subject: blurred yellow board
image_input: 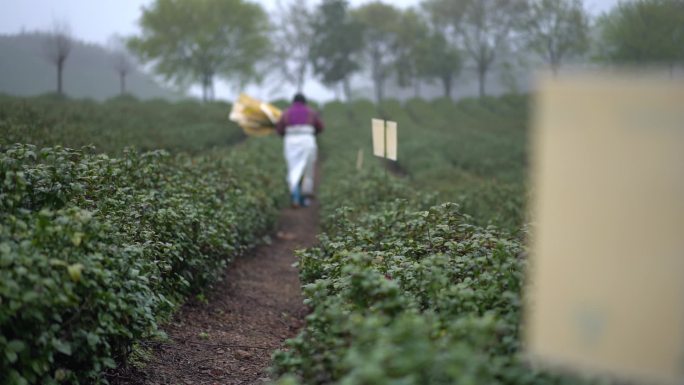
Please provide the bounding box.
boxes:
[385,120,397,161]
[525,73,684,384]
[371,119,398,161]
[229,93,282,137]
[372,118,385,158]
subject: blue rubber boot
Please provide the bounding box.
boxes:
[291,186,301,208]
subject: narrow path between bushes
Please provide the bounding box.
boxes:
[113,201,318,385]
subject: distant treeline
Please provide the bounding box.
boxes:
[126,0,684,102]
[11,0,684,103]
[0,33,181,101]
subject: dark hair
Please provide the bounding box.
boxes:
[293,93,307,104]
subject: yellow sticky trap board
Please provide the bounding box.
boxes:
[229,93,281,137]
[385,121,398,161]
[372,119,385,158]
[525,73,684,384]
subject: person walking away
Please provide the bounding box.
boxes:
[275,93,324,207]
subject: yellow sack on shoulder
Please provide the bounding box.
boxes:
[229,93,282,137]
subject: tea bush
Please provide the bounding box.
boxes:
[271,98,593,383]
[0,94,243,154]
[317,96,529,233]
[0,138,286,384]
[398,96,529,233]
[272,169,594,384]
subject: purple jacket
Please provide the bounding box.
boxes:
[275,101,324,136]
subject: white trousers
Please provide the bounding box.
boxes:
[284,130,317,195]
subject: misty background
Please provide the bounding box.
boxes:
[0,0,637,103]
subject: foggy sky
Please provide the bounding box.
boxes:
[1,0,620,101]
[0,0,432,45]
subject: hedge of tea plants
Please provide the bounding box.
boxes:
[387,95,529,233]
[272,169,595,384]
[0,93,243,154]
[314,96,528,234]
[271,97,592,384]
[0,137,286,384]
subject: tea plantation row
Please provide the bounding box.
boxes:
[385,96,529,233]
[0,95,287,384]
[270,98,594,384]
[2,93,551,384]
[0,94,244,154]
[313,96,528,233]
[272,171,596,385]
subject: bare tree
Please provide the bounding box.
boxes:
[525,0,590,76]
[353,2,403,103]
[309,0,363,101]
[425,0,527,98]
[272,0,315,92]
[108,35,135,95]
[43,20,72,96]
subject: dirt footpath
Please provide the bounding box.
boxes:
[113,202,317,385]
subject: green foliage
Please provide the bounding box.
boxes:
[0,90,527,384]
[0,140,284,384]
[0,94,244,154]
[272,162,592,384]
[393,9,430,91]
[416,32,462,99]
[524,0,591,74]
[0,92,287,384]
[269,93,596,383]
[400,96,529,232]
[317,95,528,233]
[597,0,684,70]
[352,2,403,102]
[422,0,528,98]
[128,0,270,101]
[272,0,316,91]
[309,0,363,99]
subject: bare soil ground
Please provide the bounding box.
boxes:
[112,201,318,385]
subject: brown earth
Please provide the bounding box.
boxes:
[111,201,318,385]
